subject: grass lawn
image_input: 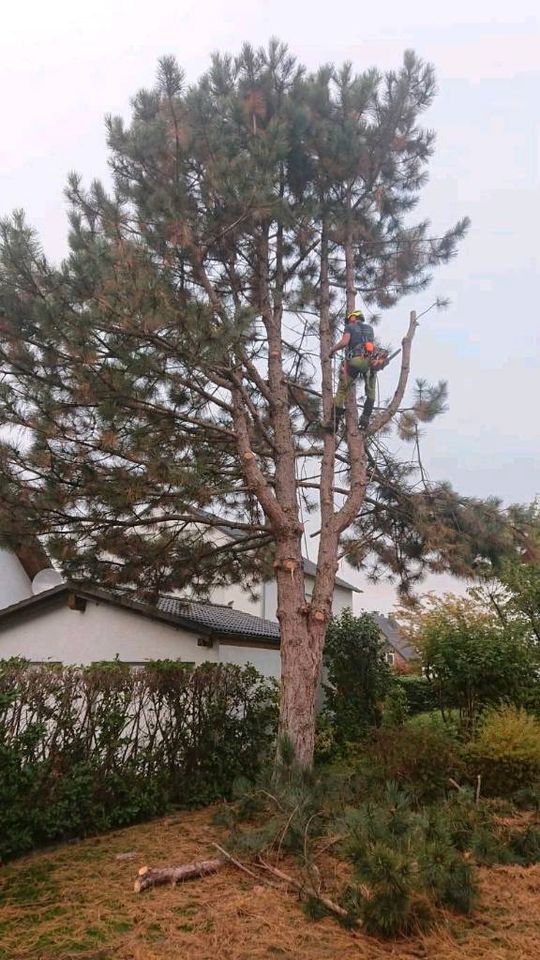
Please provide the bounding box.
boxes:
[1,807,539,960]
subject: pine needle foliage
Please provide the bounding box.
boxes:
[0,40,523,601]
[341,784,476,933]
[216,744,540,939]
[1,39,533,767]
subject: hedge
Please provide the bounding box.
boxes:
[0,658,277,861]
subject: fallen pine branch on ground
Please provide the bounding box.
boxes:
[133,845,351,923]
[211,841,280,887]
[257,857,351,921]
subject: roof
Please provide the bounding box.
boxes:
[0,582,280,646]
[158,597,280,642]
[370,612,418,662]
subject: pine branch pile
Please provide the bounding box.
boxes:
[213,743,540,937]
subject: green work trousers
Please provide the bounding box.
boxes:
[334,356,377,408]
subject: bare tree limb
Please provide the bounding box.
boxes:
[369,310,418,434]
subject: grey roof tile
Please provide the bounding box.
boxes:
[158,596,280,642]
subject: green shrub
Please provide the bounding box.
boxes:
[507,824,540,865]
[360,722,463,802]
[323,610,392,744]
[381,683,410,728]
[343,785,477,935]
[513,780,540,812]
[0,658,276,861]
[408,708,466,740]
[412,594,537,731]
[466,707,540,796]
[393,674,439,715]
[314,710,338,763]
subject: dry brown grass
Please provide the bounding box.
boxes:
[1,808,539,960]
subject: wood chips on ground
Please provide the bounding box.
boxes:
[1,807,539,960]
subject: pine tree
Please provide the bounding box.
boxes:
[0,41,525,765]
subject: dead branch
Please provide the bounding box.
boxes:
[369,309,418,434]
[134,857,224,893]
[257,857,350,920]
[210,842,278,886]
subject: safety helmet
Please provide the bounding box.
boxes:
[347,309,365,323]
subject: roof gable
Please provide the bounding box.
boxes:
[370,612,418,661]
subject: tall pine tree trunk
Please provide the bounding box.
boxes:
[274,218,369,769]
[234,216,413,769]
[275,536,323,767]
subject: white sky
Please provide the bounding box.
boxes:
[1,1,539,611]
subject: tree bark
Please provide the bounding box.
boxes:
[134,858,224,892]
[275,534,320,768]
[195,218,414,773]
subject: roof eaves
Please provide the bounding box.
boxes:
[0,582,282,646]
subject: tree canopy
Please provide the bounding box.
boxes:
[0,41,515,593]
[0,40,529,763]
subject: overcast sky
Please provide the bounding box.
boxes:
[1,1,538,610]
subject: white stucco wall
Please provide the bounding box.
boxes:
[0,548,32,610]
[328,582,354,617]
[219,643,280,679]
[0,599,219,666]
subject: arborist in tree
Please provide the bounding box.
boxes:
[329,309,380,431]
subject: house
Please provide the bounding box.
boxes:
[0,538,412,677]
[0,581,281,676]
[370,612,418,671]
[189,513,359,621]
[207,556,358,622]
[0,537,356,677]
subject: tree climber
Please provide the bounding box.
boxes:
[329,308,380,431]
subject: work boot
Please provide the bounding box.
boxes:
[359,398,374,431]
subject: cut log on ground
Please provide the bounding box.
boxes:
[134,857,225,893]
